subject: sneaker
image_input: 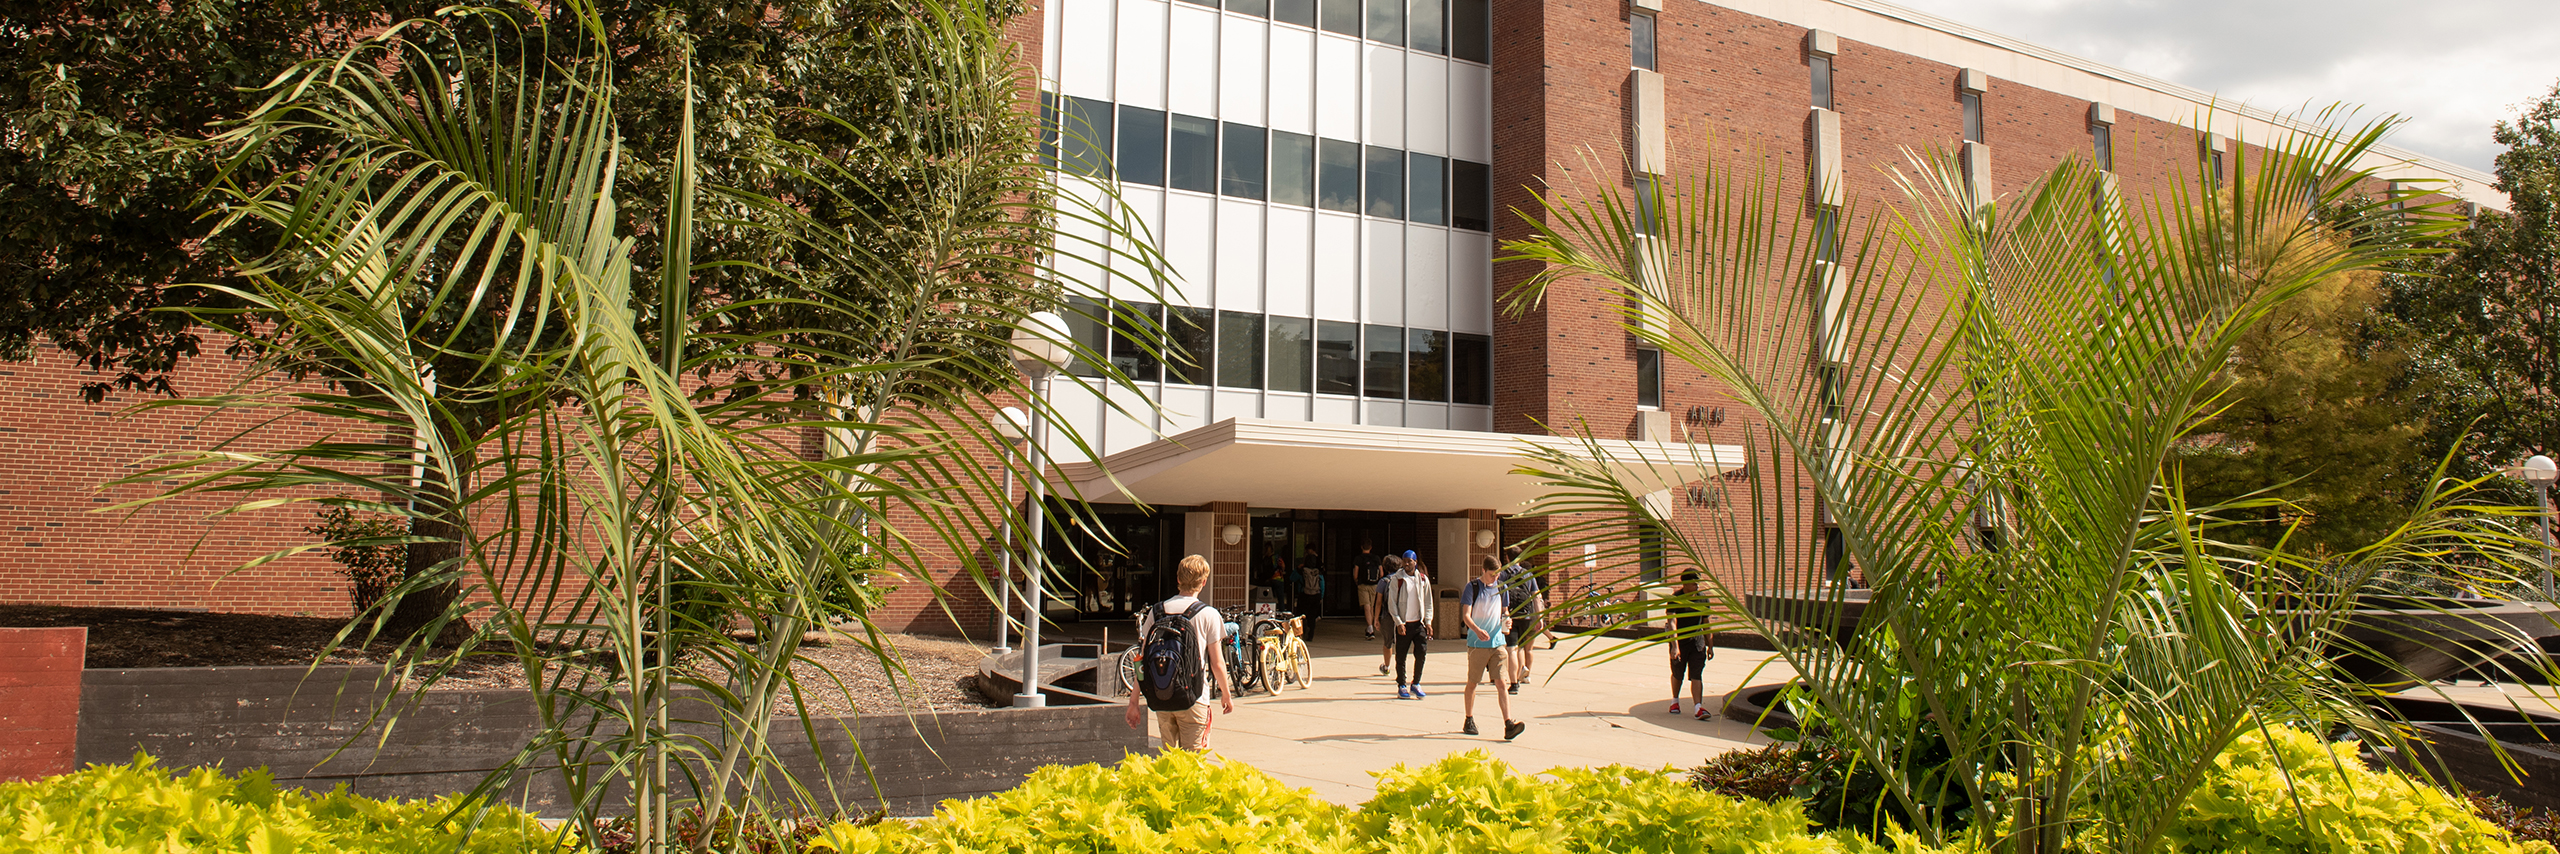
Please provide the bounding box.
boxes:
[1695,706,1714,721]
[1668,701,1684,714]
[1412,686,1428,700]
[1503,720,1526,741]
[1462,717,1479,735]
[1396,685,1412,700]
[1378,664,1389,676]
[1507,683,1520,695]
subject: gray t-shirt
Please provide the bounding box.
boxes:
[1136,595,1224,706]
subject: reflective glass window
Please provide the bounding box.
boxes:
[1365,324,1406,399]
[1218,311,1264,389]
[1061,96,1114,177]
[1065,296,1110,378]
[1318,139,1362,213]
[1409,0,1445,54]
[1408,329,1449,402]
[1408,153,1447,225]
[1167,306,1214,385]
[1222,123,1267,200]
[1451,159,1491,231]
[1450,0,1488,62]
[1636,347,1662,409]
[1270,317,1314,393]
[1117,106,1166,186]
[1366,146,1406,219]
[1275,0,1315,27]
[1316,321,1360,394]
[1111,302,1164,382]
[1271,131,1316,207]
[1169,114,1219,192]
[1632,13,1656,71]
[1368,0,1404,45]
[1320,0,1359,36]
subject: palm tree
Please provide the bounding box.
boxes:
[1507,116,2549,853]
[113,0,1167,849]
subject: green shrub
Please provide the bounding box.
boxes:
[1690,742,1810,803]
[305,506,408,614]
[809,749,1361,853]
[1360,751,1885,854]
[811,750,1880,854]
[0,754,556,853]
[2157,726,2542,854]
[2469,796,2560,851]
[1912,726,2549,854]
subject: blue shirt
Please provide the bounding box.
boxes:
[1459,579,1509,648]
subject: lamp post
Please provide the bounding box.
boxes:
[1011,312,1072,708]
[990,406,1029,653]
[2526,454,2558,601]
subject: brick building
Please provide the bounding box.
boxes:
[0,0,2501,632]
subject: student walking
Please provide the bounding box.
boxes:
[1353,542,1385,640]
[1460,556,1526,739]
[1667,576,1713,720]
[1125,555,1236,750]
[1295,546,1326,619]
[1370,554,1399,675]
[1498,546,1543,694]
[1386,555,1433,699]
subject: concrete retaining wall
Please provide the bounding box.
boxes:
[77,665,1148,816]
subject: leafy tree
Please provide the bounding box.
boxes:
[4,0,1099,642]
[2172,260,2431,553]
[2376,79,2560,478]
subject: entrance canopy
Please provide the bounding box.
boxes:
[1048,417,1747,514]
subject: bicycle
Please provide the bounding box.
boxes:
[1573,583,1630,629]
[1257,614,1313,694]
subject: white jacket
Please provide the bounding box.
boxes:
[1385,572,1432,624]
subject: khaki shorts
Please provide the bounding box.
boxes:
[1358,585,1379,617]
[1466,645,1508,684]
[1157,703,1213,751]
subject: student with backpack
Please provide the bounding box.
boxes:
[1352,541,1384,640]
[1459,556,1526,740]
[1498,546,1543,694]
[1124,555,1235,750]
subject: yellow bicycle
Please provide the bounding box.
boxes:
[1257,614,1313,694]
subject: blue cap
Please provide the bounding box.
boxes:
[1403,550,1418,561]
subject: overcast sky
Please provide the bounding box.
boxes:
[1876,0,2560,175]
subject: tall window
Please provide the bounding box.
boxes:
[1631,12,1657,72]
[1451,159,1491,231]
[1111,302,1164,382]
[1221,123,1267,199]
[1316,321,1361,394]
[1064,296,1109,377]
[1408,329,1450,402]
[1409,153,1447,225]
[1166,306,1214,385]
[1813,207,1842,267]
[1450,0,1488,62]
[1117,106,1167,186]
[1810,54,1833,110]
[1320,0,1359,35]
[1061,96,1114,177]
[1409,0,1445,54]
[1368,0,1405,45]
[1635,347,1662,409]
[1168,114,1218,192]
[1270,131,1316,207]
[1366,146,1406,219]
[2091,123,2114,173]
[1317,139,1362,213]
[2209,147,2225,192]
[1217,311,1265,389]
[1274,0,1314,27]
[1452,334,1492,405]
[1270,317,1314,393]
[1959,91,1982,143]
[1364,324,1406,398]
[1633,174,1661,237]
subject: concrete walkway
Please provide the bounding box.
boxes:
[1196,619,1788,805]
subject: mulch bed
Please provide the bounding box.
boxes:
[0,604,997,714]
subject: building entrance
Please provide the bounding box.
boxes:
[1037,504,1454,622]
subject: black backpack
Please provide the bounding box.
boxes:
[1140,600,1210,711]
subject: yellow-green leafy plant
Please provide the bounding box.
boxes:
[0,754,556,853]
[808,750,1362,853]
[811,750,1883,854]
[1361,751,1885,854]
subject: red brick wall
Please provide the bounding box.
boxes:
[1,346,355,615]
[1487,0,2304,603]
[0,627,85,781]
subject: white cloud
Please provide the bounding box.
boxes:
[1877,0,2560,174]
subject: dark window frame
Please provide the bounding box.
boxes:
[1810,54,1834,111]
[1632,12,1657,72]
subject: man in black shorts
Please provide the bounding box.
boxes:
[1667,576,1713,719]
